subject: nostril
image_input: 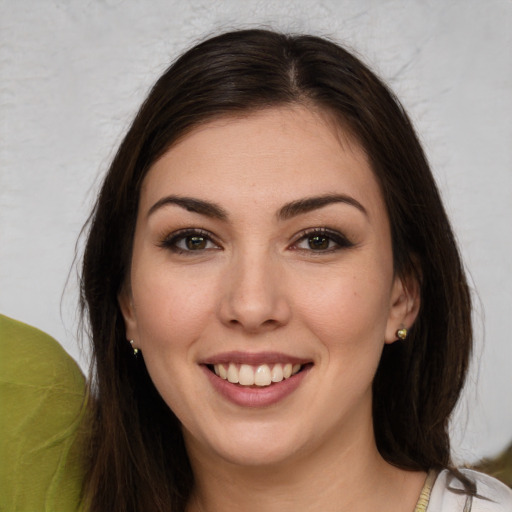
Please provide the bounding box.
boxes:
[227,317,278,331]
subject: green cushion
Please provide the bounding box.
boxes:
[0,314,87,511]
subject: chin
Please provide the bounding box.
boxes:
[187,421,308,469]
[216,443,303,469]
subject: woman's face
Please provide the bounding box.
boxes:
[120,106,418,469]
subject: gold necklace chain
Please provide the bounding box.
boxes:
[189,469,439,512]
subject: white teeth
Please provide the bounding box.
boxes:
[239,364,255,386]
[227,363,239,383]
[254,364,271,386]
[271,364,283,382]
[218,363,227,379]
[212,362,303,387]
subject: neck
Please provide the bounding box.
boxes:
[186,421,426,512]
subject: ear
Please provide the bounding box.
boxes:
[118,284,139,343]
[385,272,420,344]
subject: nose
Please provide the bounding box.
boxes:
[218,249,291,333]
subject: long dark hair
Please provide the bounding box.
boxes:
[80,29,472,511]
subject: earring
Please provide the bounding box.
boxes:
[396,326,408,340]
[129,340,139,355]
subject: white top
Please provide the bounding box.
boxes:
[426,469,512,511]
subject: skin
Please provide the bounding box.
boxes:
[120,106,424,512]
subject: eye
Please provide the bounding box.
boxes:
[160,229,220,254]
[292,228,354,253]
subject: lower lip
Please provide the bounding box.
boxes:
[202,365,311,407]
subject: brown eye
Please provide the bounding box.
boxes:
[293,228,354,253]
[160,229,220,253]
[307,235,330,250]
[186,236,208,250]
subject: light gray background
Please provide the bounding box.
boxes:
[1,0,511,464]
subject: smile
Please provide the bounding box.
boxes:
[201,352,313,406]
[212,363,302,387]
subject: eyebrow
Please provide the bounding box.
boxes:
[147,193,367,222]
[147,195,228,220]
[278,194,368,220]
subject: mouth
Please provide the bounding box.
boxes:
[207,362,310,387]
[201,353,313,407]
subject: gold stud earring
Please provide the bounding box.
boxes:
[396,326,408,340]
[129,340,139,355]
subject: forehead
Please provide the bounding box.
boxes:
[140,106,385,218]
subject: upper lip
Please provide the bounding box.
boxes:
[200,351,311,366]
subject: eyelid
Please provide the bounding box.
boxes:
[289,227,355,252]
[159,228,222,253]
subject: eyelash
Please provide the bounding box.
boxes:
[159,229,220,254]
[290,228,354,253]
[159,227,354,255]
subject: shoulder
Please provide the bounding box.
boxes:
[0,313,85,389]
[0,314,88,511]
[429,468,512,511]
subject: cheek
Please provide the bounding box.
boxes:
[129,269,213,421]
[297,267,391,327]
[131,264,219,352]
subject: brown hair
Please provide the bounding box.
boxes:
[80,29,472,511]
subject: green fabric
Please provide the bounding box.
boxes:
[0,314,88,511]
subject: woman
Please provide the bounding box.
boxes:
[80,29,512,511]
